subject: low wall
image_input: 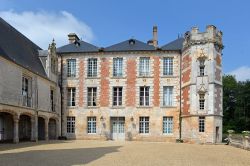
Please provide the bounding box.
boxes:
[227,130,250,150]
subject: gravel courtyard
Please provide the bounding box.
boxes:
[0,140,250,166]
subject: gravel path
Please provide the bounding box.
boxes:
[0,140,249,166]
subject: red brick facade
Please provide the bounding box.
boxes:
[182,86,190,115]
[100,57,110,107]
[78,60,84,107]
[126,58,136,106]
[153,57,160,107]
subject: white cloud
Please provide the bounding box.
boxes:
[0,10,94,49]
[228,66,250,81]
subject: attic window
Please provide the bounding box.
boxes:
[129,39,135,45]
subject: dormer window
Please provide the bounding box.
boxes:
[199,59,205,76]
[199,93,205,110]
[129,39,135,45]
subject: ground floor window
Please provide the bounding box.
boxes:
[139,117,149,134]
[199,117,205,132]
[87,117,96,134]
[67,116,75,133]
[163,117,173,134]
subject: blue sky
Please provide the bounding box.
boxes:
[1,0,250,80]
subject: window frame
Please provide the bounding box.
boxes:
[139,57,150,77]
[87,87,97,107]
[199,94,205,110]
[87,117,96,134]
[163,117,173,134]
[87,58,98,77]
[139,117,149,134]
[67,87,76,107]
[199,59,205,76]
[199,116,205,132]
[67,59,76,77]
[163,86,173,106]
[113,58,123,77]
[22,75,32,107]
[139,86,150,106]
[67,116,75,133]
[163,57,173,76]
[113,87,123,106]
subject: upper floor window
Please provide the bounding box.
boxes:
[87,87,97,106]
[50,89,55,112]
[113,87,122,106]
[67,59,76,77]
[163,86,173,106]
[113,58,123,77]
[199,94,205,110]
[87,58,97,77]
[163,117,173,134]
[22,76,32,107]
[67,87,76,107]
[199,116,205,132]
[163,57,173,76]
[139,57,150,76]
[140,86,150,106]
[199,59,205,76]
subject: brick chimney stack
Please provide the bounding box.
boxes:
[68,33,79,44]
[153,26,158,47]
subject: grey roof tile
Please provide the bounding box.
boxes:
[0,17,47,78]
[57,41,99,53]
[104,39,155,52]
[161,37,184,51]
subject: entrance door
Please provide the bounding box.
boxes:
[215,126,219,143]
[111,117,125,141]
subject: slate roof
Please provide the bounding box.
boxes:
[161,37,184,51]
[0,17,47,78]
[57,41,99,53]
[104,39,155,52]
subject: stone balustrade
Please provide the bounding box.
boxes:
[227,130,250,150]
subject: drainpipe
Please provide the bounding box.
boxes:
[179,50,183,142]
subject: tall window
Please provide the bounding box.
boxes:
[87,117,96,134]
[199,94,205,110]
[199,59,205,76]
[67,87,76,106]
[163,86,173,106]
[139,117,149,134]
[87,58,97,77]
[199,117,205,132]
[113,58,123,77]
[163,57,173,76]
[67,59,76,77]
[67,116,75,133]
[50,89,55,112]
[113,87,122,106]
[163,117,173,134]
[87,87,97,106]
[140,86,150,106]
[139,57,150,76]
[22,76,32,107]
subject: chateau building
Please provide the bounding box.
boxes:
[0,17,223,144]
[57,25,223,143]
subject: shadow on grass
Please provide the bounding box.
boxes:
[0,145,122,166]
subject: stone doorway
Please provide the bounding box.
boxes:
[0,112,14,142]
[19,115,31,141]
[110,117,125,141]
[38,117,45,140]
[49,118,57,140]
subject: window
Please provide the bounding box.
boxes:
[22,76,32,107]
[50,89,55,112]
[140,86,150,106]
[113,58,123,77]
[163,57,173,75]
[67,59,76,77]
[67,87,76,106]
[199,117,205,132]
[163,117,173,134]
[139,117,149,134]
[87,117,96,134]
[87,87,97,106]
[113,87,122,106]
[139,57,150,76]
[87,58,97,77]
[199,59,205,76]
[163,86,173,106]
[67,116,75,133]
[199,94,205,110]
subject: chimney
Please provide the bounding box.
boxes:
[68,33,80,44]
[153,26,158,47]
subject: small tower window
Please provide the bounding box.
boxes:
[199,94,205,110]
[199,59,205,76]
